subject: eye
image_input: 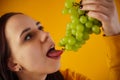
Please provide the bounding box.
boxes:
[24,34,32,41]
[38,26,44,31]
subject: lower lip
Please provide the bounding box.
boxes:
[47,50,63,60]
[48,56,61,60]
[47,54,62,60]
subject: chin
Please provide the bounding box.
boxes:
[47,63,61,74]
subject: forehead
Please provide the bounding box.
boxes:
[6,14,36,31]
[5,14,37,42]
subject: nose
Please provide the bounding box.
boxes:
[39,31,50,43]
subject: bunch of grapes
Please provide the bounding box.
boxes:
[59,0,102,51]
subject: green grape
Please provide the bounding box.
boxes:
[70,22,76,29]
[80,15,88,24]
[85,28,93,34]
[92,25,101,34]
[76,32,83,41]
[69,7,77,15]
[88,16,102,27]
[71,29,76,36]
[71,17,79,25]
[66,29,72,37]
[66,0,75,3]
[83,32,89,40]
[65,44,72,50]
[63,37,69,44]
[65,1,73,8]
[72,45,79,51]
[78,9,85,15]
[75,42,82,48]
[77,41,82,45]
[80,40,86,45]
[70,14,79,20]
[59,37,68,46]
[76,23,84,32]
[62,8,69,14]
[88,16,96,21]
[59,0,102,51]
[93,20,102,27]
[66,23,72,30]
[59,39,64,46]
[85,21,93,28]
[58,41,64,47]
[68,36,76,45]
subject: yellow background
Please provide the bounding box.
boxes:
[0,0,120,80]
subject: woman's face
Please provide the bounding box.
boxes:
[5,14,63,74]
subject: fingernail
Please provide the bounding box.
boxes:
[85,11,89,14]
[62,48,65,51]
[80,0,82,5]
[80,5,83,9]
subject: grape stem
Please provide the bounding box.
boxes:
[73,2,80,7]
[62,48,65,51]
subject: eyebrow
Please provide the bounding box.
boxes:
[20,21,41,38]
[20,28,31,38]
[36,21,40,26]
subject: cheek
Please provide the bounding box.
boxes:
[16,44,46,69]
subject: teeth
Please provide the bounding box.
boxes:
[50,45,54,49]
[47,45,55,55]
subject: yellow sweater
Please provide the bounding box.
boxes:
[60,0,120,79]
[60,34,120,80]
[60,69,90,80]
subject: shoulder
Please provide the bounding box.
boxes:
[60,69,90,80]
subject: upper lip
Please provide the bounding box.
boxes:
[46,43,55,55]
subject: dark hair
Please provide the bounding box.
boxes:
[0,12,64,80]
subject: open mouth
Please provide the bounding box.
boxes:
[46,46,63,59]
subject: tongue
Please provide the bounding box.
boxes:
[47,50,63,58]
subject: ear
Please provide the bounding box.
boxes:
[7,57,21,72]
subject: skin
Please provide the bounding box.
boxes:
[4,0,120,80]
[5,14,61,80]
[81,0,120,80]
[81,0,120,36]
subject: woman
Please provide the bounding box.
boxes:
[0,0,120,80]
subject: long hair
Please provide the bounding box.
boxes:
[0,12,64,80]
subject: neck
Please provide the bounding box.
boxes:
[17,71,47,80]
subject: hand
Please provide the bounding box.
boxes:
[81,0,120,36]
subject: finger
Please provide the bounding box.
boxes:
[82,0,113,8]
[106,0,113,2]
[87,11,109,24]
[87,11,111,34]
[81,4,109,16]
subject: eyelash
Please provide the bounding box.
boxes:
[38,26,44,31]
[24,26,44,41]
[24,33,33,41]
